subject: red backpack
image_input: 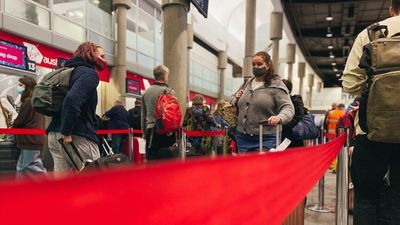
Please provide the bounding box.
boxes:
[155,89,182,134]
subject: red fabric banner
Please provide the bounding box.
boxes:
[0,135,345,225]
[184,130,225,137]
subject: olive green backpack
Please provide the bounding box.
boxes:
[359,23,400,143]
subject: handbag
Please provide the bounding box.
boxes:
[218,79,251,127]
[291,114,319,140]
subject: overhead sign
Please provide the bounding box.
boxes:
[126,78,141,96]
[0,40,28,71]
[190,0,208,18]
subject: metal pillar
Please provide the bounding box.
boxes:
[243,0,256,78]
[162,0,189,112]
[270,12,283,74]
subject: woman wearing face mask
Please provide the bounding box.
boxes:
[47,42,106,173]
[13,76,46,176]
[234,51,294,152]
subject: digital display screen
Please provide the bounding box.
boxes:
[126,78,141,95]
[0,40,28,71]
[191,0,209,18]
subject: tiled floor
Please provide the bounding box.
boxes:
[305,171,353,225]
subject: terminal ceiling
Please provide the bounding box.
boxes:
[282,0,390,87]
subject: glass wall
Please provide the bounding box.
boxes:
[5,0,51,29]
[190,43,219,96]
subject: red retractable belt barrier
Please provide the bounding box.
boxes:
[183,130,225,137]
[0,128,133,135]
[323,132,337,141]
[0,128,46,135]
[0,135,345,225]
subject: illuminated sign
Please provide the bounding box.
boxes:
[126,78,141,95]
[0,40,28,71]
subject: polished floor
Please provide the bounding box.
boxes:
[305,171,353,225]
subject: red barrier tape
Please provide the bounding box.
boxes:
[0,135,345,225]
[323,132,337,140]
[184,130,225,137]
[0,128,46,135]
[96,129,130,135]
[0,128,135,135]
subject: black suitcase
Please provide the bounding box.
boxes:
[58,137,128,172]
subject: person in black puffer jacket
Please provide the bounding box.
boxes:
[47,42,107,173]
[282,79,306,148]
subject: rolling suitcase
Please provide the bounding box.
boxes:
[258,119,281,152]
[58,137,128,172]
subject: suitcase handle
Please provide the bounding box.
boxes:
[258,119,281,152]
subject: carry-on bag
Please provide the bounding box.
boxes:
[58,137,128,171]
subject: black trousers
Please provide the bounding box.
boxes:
[351,135,400,225]
[145,128,177,161]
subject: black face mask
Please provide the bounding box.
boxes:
[252,67,268,77]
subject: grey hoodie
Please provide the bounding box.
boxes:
[235,76,294,135]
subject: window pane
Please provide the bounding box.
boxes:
[138,0,154,16]
[53,0,85,26]
[126,48,137,65]
[89,0,112,14]
[32,0,49,7]
[88,3,112,37]
[126,7,137,49]
[5,0,50,29]
[155,20,162,61]
[138,53,154,70]
[54,15,86,42]
[89,31,114,54]
[137,11,155,57]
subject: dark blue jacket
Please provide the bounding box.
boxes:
[105,105,129,129]
[47,57,99,143]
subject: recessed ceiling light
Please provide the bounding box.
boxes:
[326,32,333,38]
[336,73,341,77]
[326,16,333,21]
[328,45,334,49]
[329,54,335,59]
[332,62,337,66]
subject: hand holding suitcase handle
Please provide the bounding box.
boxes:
[259,118,282,152]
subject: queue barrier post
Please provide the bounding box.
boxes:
[128,128,134,162]
[335,128,350,225]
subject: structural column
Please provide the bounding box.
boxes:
[317,81,323,93]
[242,0,256,78]
[218,51,228,101]
[308,73,314,108]
[298,62,306,96]
[270,12,283,74]
[286,43,296,81]
[187,21,194,107]
[112,0,131,106]
[162,0,189,111]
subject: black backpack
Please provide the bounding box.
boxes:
[128,107,141,129]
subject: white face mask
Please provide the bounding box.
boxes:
[16,86,25,95]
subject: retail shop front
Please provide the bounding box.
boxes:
[0,31,110,114]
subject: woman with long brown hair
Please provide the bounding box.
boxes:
[234,51,294,152]
[47,41,106,172]
[13,76,46,175]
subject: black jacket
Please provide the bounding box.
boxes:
[47,57,99,143]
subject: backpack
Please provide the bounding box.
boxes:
[155,88,182,134]
[32,67,74,116]
[358,23,400,143]
[291,111,319,140]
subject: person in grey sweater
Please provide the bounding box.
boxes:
[141,65,177,160]
[234,51,294,152]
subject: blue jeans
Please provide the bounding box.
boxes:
[16,150,46,174]
[111,134,126,154]
[236,132,276,153]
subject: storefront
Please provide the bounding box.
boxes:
[189,91,217,109]
[0,31,110,113]
[125,72,154,109]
